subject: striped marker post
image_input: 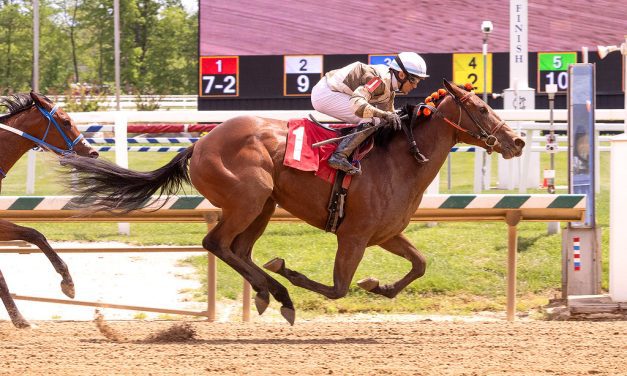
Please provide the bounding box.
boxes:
[573,237,581,271]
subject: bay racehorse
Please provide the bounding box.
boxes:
[0,92,99,328]
[61,79,524,325]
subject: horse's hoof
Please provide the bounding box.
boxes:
[254,293,270,315]
[263,257,285,273]
[357,277,380,291]
[61,279,75,298]
[13,320,31,329]
[280,306,296,326]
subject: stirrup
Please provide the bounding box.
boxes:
[328,154,361,175]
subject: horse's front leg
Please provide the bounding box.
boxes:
[0,269,30,328]
[357,233,426,298]
[264,235,367,299]
[0,220,74,298]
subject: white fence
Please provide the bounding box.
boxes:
[22,109,627,194]
[53,95,198,111]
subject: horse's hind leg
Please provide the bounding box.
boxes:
[357,234,426,298]
[0,220,74,298]
[230,198,294,319]
[0,269,30,328]
[264,235,367,299]
[203,203,297,324]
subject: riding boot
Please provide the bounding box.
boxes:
[327,124,377,175]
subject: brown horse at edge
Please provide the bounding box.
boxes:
[62,80,525,325]
[0,93,99,328]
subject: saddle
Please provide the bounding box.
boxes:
[283,117,375,232]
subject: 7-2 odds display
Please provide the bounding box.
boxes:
[200,56,239,97]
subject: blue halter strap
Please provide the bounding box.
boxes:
[0,102,85,179]
[34,104,85,154]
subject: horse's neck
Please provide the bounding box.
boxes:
[0,115,36,177]
[391,115,457,193]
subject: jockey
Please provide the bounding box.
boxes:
[311,52,429,175]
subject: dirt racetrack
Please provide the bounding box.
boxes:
[1,318,627,375]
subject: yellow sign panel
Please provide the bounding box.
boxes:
[452,53,492,94]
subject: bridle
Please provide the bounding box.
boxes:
[0,102,84,179]
[435,89,506,154]
[0,103,84,155]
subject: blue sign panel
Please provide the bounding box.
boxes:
[368,54,396,67]
[568,64,595,227]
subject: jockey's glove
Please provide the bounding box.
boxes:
[381,112,402,131]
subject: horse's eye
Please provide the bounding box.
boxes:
[480,107,488,114]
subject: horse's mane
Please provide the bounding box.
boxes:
[0,94,35,122]
[373,104,416,148]
[373,83,470,148]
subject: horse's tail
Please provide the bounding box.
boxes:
[61,145,195,213]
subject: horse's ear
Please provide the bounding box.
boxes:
[30,91,52,109]
[442,78,462,98]
[30,91,44,107]
[442,78,453,91]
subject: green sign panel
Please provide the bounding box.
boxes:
[537,52,578,93]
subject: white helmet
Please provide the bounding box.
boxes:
[388,52,429,78]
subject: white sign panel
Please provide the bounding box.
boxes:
[510,0,529,89]
[285,56,323,74]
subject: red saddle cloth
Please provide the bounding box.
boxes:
[283,118,373,183]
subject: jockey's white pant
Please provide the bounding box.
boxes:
[311,77,374,125]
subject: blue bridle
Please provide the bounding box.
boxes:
[0,103,84,179]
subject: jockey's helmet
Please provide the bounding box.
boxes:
[388,52,429,79]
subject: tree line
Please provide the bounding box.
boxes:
[0,0,197,96]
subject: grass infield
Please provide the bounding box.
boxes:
[1,147,611,315]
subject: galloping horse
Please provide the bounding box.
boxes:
[62,80,524,325]
[0,92,99,328]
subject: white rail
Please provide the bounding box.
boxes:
[67,109,626,124]
[21,109,626,194]
[55,95,198,110]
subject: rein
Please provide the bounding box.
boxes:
[0,103,83,179]
[435,90,505,154]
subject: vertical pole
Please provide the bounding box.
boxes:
[203,218,217,321]
[242,280,251,322]
[518,131,533,193]
[32,0,39,92]
[207,251,216,321]
[506,211,521,321]
[610,134,627,302]
[447,155,452,190]
[547,94,560,234]
[549,96,555,177]
[581,46,589,64]
[483,35,488,104]
[114,0,121,111]
[114,113,129,235]
[623,36,627,134]
[26,150,36,194]
[473,150,483,193]
[482,34,489,191]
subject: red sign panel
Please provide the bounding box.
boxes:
[200,56,238,75]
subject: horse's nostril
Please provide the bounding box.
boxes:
[90,150,100,159]
[515,138,525,148]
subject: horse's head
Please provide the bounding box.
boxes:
[437,79,525,159]
[26,92,99,158]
